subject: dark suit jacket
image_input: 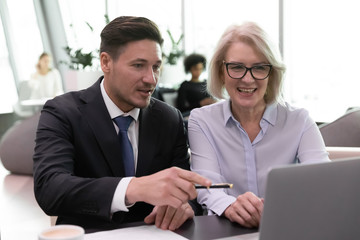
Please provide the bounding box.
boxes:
[33,77,190,230]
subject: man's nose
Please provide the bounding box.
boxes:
[143,67,158,85]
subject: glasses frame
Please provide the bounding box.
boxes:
[223,61,272,80]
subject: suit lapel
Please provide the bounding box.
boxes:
[136,99,162,176]
[78,78,125,176]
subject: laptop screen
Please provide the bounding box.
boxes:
[259,158,360,240]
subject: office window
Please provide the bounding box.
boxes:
[184,0,279,59]
[0,0,43,113]
[59,0,183,84]
[283,1,360,122]
[59,0,105,70]
[0,19,17,113]
[6,0,44,81]
[183,0,279,87]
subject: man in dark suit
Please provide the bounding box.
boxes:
[33,16,210,232]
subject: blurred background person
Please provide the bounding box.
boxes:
[29,52,64,100]
[188,22,330,228]
[176,53,216,118]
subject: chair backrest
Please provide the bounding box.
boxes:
[319,108,360,147]
[0,112,40,175]
[13,80,38,118]
[18,80,32,101]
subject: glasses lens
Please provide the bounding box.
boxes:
[227,64,247,79]
[251,65,271,80]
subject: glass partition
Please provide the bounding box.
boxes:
[283,0,360,122]
[0,0,43,114]
[0,19,17,113]
[6,0,44,81]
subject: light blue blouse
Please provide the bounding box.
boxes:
[188,100,330,216]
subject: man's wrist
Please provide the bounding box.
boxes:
[125,177,143,205]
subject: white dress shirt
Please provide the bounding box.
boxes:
[100,80,140,213]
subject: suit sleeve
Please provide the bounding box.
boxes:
[33,98,120,221]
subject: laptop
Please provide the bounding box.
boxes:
[258,157,360,240]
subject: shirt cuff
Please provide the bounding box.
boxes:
[110,177,134,213]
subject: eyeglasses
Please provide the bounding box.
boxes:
[223,61,272,80]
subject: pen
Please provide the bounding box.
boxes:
[195,183,233,189]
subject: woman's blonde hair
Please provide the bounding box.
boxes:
[207,22,286,104]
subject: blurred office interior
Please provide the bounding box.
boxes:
[1,1,360,238]
[0,0,359,137]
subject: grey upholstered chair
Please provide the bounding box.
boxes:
[0,112,40,175]
[13,80,38,118]
[319,108,360,147]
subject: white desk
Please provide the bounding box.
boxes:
[0,165,51,239]
[15,98,50,117]
[20,98,49,107]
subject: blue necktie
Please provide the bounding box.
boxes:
[113,116,135,176]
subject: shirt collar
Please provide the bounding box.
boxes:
[223,100,233,126]
[222,99,277,126]
[262,102,277,126]
[100,79,140,121]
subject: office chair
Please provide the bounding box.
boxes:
[0,112,40,175]
[319,108,360,147]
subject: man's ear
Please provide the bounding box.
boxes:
[100,52,112,73]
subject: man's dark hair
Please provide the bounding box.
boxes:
[100,16,164,60]
[183,53,207,73]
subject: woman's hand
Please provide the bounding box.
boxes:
[223,192,264,228]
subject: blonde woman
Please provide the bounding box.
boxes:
[29,52,64,99]
[188,22,330,228]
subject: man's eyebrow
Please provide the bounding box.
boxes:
[131,58,148,63]
[130,58,162,65]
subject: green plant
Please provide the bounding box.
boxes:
[163,29,184,65]
[60,46,98,70]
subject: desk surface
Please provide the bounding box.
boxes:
[175,215,258,240]
[0,163,256,240]
[86,215,258,240]
[0,166,52,240]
